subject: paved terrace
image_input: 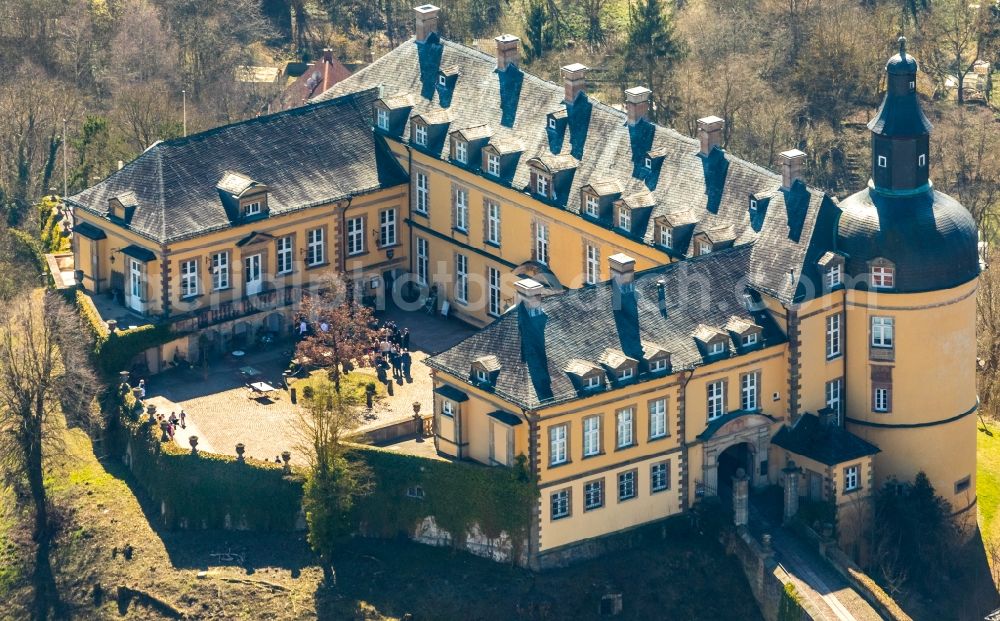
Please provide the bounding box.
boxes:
[144,307,477,462]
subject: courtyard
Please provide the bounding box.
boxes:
[142,306,477,462]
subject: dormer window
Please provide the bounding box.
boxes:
[584,194,599,217]
[438,74,447,87]
[659,225,672,248]
[376,108,389,131]
[487,153,500,176]
[698,241,712,255]
[649,358,668,373]
[749,198,758,212]
[872,264,895,289]
[454,139,468,164]
[548,118,557,130]
[877,155,887,168]
[618,367,634,381]
[244,201,262,216]
[475,368,488,383]
[618,205,631,230]
[741,333,758,347]
[414,123,428,146]
[585,375,602,390]
[827,263,843,288]
[535,173,549,197]
[708,341,726,356]
[644,157,652,170]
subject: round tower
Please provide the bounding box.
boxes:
[838,38,980,516]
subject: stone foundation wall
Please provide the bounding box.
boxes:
[724,529,812,621]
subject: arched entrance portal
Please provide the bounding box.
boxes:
[699,412,774,496]
[718,442,754,489]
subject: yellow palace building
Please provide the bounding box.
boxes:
[70,5,979,569]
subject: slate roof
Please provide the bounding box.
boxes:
[317,35,836,303]
[274,55,353,111]
[772,413,880,467]
[425,245,786,410]
[66,88,408,244]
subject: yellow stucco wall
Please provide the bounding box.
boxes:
[844,278,978,511]
[795,291,847,416]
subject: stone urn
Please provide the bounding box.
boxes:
[235,443,246,462]
[119,370,130,386]
[106,319,118,332]
[281,451,292,474]
[159,421,170,442]
[146,403,157,418]
[188,435,199,454]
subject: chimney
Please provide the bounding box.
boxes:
[495,34,520,71]
[561,63,588,104]
[779,149,806,190]
[322,48,333,64]
[608,253,636,288]
[697,116,725,156]
[414,4,440,43]
[515,278,545,313]
[625,87,651,126]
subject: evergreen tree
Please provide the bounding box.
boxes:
[523,0,552,62]
[622,0,685,122]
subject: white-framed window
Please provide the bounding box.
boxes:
[708,341,726,356]
[416,237,429,286]
[486,200,501,245]
[306,228,325,266]
[750,198,758,212]
[918,153,926,167]
[535,221,549,265]
[618,470,637,501]
[455,253,468,303]
[438,74,447,87]
[276,236,293,274]
[243,201,262,216]
[475,368,489,383]
[617,366,634,381]
[376,107,389,130]
[584,479,603,511]
[441,400,455,418]
[180,259,198,298]
[660,226,672,248]
[585,244,600,285]
[616,408,634,448]
[874,386,890,412]
[583,416,601,457]
[415,171,429,214]
[826,378,843,420]
[535,173,549,197]
[871,265,894,289]
[487,152,500,176]
[649,358,668,373]
[877,155,887,168]
[871,316,894,348]
[618,206,631,230]
[741,372,759,411]
[455,139,467,163]
[909,80,916,90]
[454,188,468,231]
[649,399,667,439]
[549,424,568,465]
[487,266,501,316]
[380,208,397,247]
[584,194,599,217]
[550,489,570,519]
[826,263,842,288]
[826,313,842,359]
[651,461,670,492]
[212,252,229,290]
[585,374,602,390]
[741,332,759,347]
[844,465,860,492]
[414,122,427,146]
[548,117,557,130]
[699,241,712,255]
[707,380,726,421]
[644,156,653,170]
[347,217,365,256]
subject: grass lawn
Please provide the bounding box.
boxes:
[291,368,387,405]
[979,421,1000,542]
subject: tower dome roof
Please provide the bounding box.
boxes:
[836,186,979,293]
[886,37,918,76]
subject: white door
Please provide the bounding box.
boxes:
[128,259,145,313]
[245,254,262,295]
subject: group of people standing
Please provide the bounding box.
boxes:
[367,322,413,388]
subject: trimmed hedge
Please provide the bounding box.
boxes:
[111,388,304,530]
[75,289,179,376]
[10,228,47,279]
[348,443,537,553]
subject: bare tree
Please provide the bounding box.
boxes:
[978,251,1000,421]
[0,290,97,620]
[920,0,995,104]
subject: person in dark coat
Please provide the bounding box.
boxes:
[401,328,411,351]
[401,349,412,380]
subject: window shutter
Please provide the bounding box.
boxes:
[482,198,489,242]
[530,219,537,261]
[723,378,729,414]
[496,203,502,245]
[451,185,457,228]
